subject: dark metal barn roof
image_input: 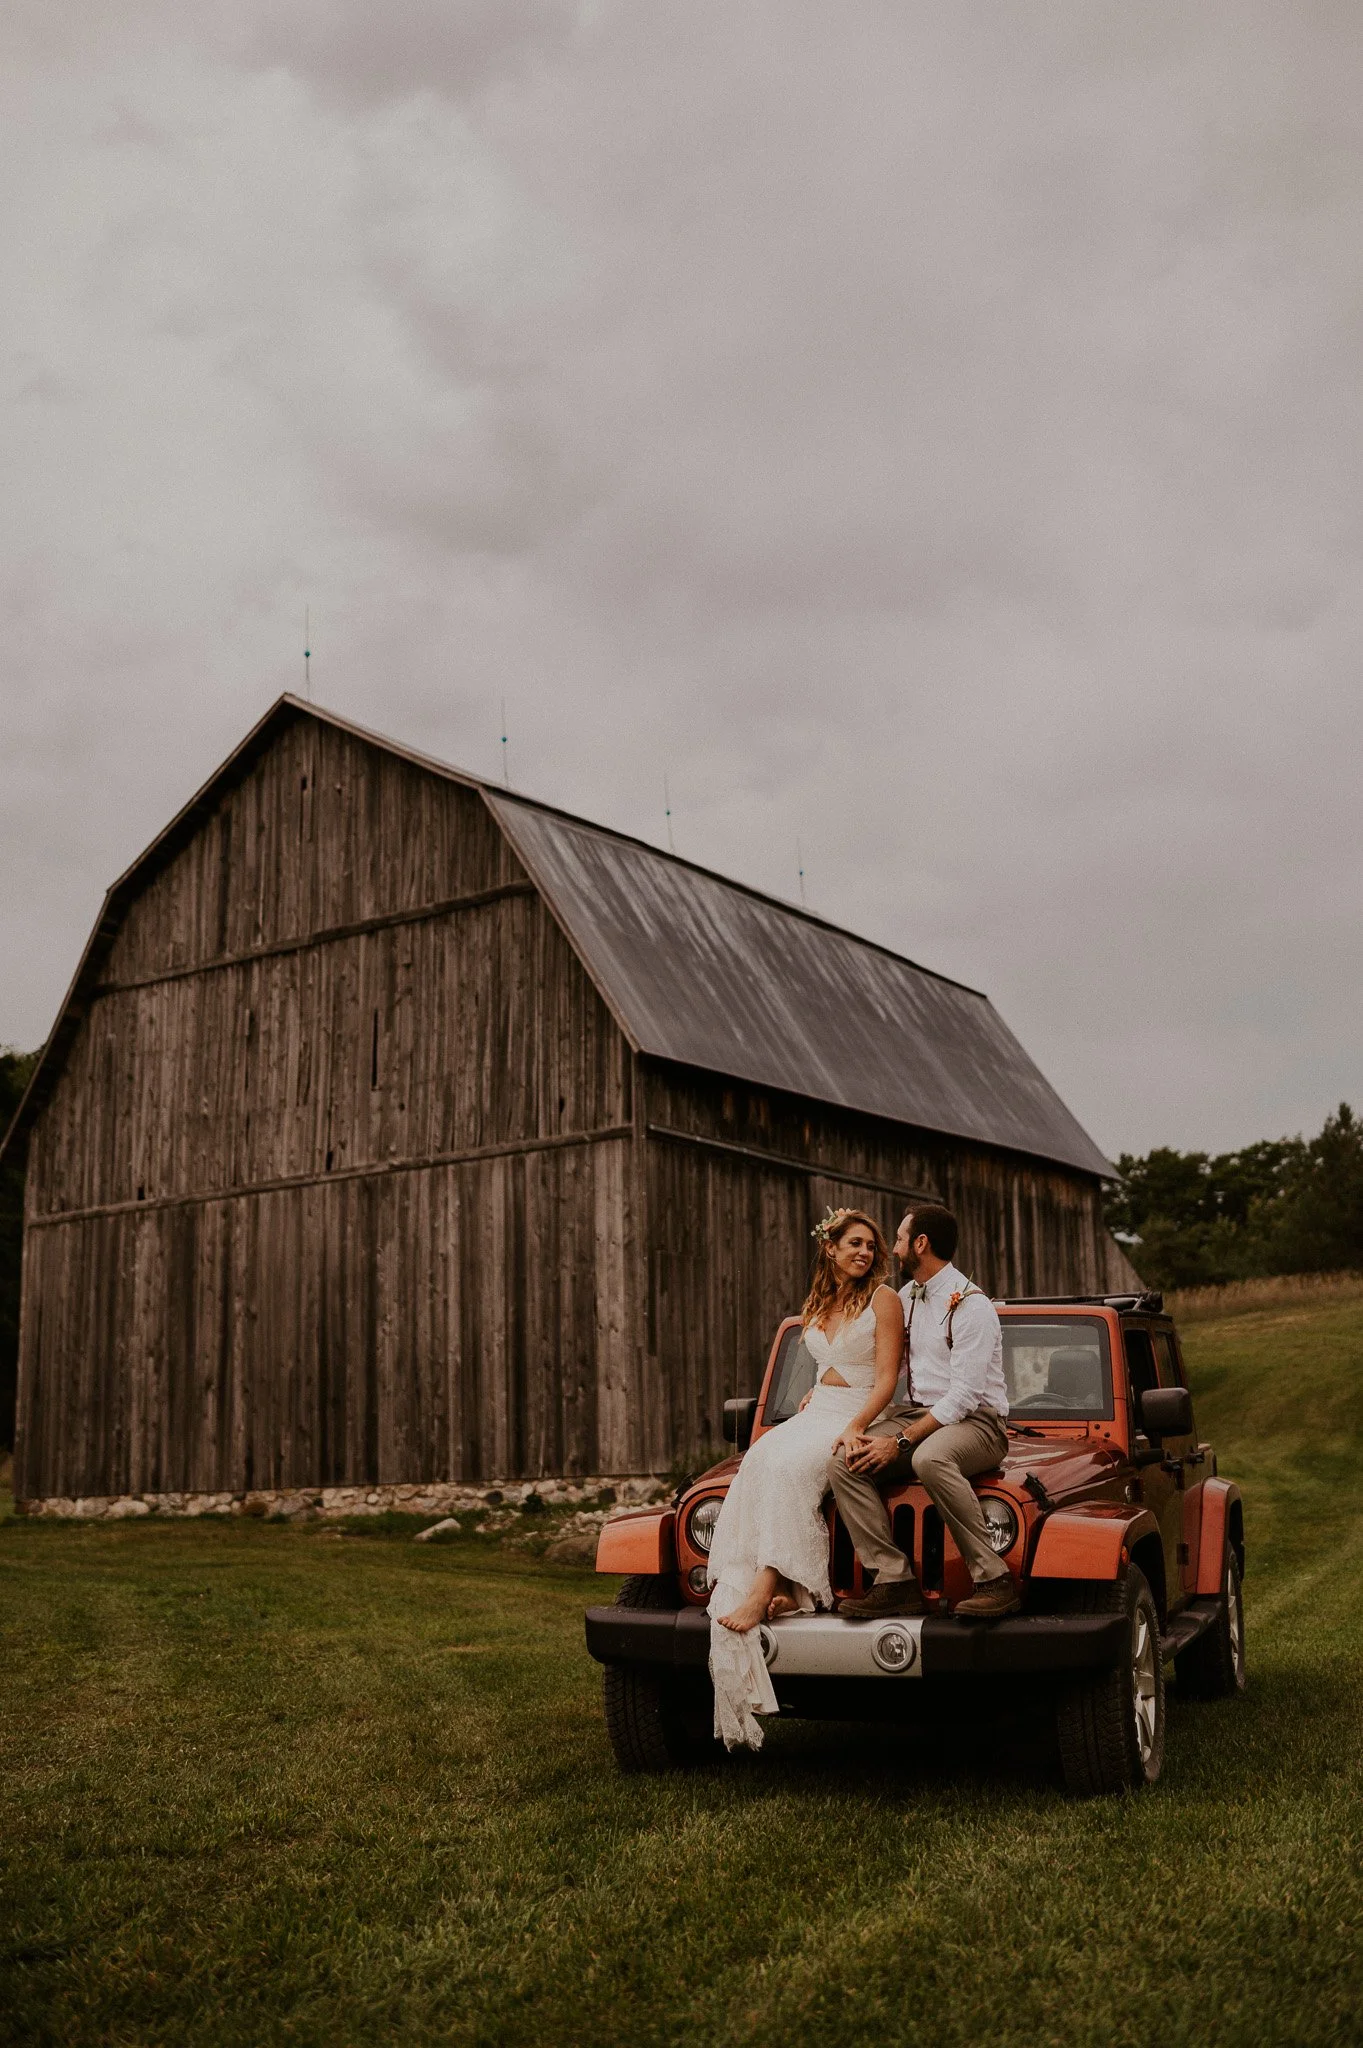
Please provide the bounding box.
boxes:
[1,698,1113,1179]
[487,794,1112,1178]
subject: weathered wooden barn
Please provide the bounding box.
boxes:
[2,697,1135,1503]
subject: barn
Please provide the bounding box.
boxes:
[2,696,1135,1511]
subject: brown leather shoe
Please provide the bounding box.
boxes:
[954,1574,1021,1619]
[837,1578,925,1619]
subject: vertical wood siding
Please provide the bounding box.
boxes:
[99,719,520,984]
[16,1140,634,1497]
[29,892,627,1216]
[642,1062,1136,1463]
[17,725,635,1496]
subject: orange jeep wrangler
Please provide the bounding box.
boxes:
[586,1292,1245,1796]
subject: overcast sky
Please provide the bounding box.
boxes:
[3,3,1360,1160]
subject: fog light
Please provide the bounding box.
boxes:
[687,1565,709,1594]
[871,1624,918,1674]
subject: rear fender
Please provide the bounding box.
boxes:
[1030,1504,1162,1581]
[1195,1479,1243,1593]
[595,1507,676,1576]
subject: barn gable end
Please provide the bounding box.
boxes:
[14,704,640,1500]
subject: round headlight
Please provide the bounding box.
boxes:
[980,1496,1019,1556]
[687,1496,721,1555]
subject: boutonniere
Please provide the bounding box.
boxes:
[941,1280,979,1324]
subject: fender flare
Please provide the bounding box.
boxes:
[595,1507,676,1577]
[1195,1478,1243,1594]
[1030,1503,1162,1581]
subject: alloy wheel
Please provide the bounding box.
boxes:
[1227,1558,1245,1680]
[1131,1608,1159,1766]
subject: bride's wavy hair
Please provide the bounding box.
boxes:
[801,1208,891,1329]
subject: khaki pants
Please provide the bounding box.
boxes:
[826,1403,1011,1588]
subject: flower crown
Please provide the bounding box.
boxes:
[811,1206,854,1247]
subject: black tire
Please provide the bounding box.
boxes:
[1056,1566,1166,1797]
[1176,1546,1246,1700]
[614,1573,680,1613]
[602,1575,714,1773]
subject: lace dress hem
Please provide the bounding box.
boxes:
[704,1297,895,1750]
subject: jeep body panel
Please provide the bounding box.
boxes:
[1030,1504,1163,1580]
[595,1507,676,1576]
[1194,1478,1244,1595]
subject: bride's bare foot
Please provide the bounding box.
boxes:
[766,1592,799,1621]
[718,1566,781,1633]
[717,1592,771,1633]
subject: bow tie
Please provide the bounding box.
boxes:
[908,1282,929,1302]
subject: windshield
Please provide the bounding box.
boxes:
[762,1323,817,1424]
[764,1314,1116,1427]
[1002,1318,1113,1422]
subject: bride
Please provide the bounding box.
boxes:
[706,1207,905,1750]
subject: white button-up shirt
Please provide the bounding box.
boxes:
[896,1262,1009,1427]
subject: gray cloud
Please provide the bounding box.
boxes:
[3,2,1361,1157]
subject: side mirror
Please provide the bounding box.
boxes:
[1140,1385,1193,1440]
[723,1397,758,1452]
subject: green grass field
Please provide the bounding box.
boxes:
[3,1283,1362,2047]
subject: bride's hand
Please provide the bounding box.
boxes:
[798,1390,814,1412]
[834,1430,866,1461]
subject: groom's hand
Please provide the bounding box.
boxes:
[844,1434,899,1475]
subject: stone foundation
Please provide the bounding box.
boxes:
[16,1475,670,1522]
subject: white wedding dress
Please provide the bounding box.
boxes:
[707,1295,894,1751]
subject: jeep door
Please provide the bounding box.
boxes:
[1154,1326,1204,1598]
[1123,1324,1185,1616]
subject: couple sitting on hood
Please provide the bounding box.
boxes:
[706,1201,1017,1751]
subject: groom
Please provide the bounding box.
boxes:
[826,1202,1019,1619]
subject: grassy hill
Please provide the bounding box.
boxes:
[1172,1272,1363,1581]
[1,1283,1361,2048]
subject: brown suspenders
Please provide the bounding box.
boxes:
[904,1290,917,1402]
[903,1284,972,1403]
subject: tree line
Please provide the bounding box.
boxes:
[1105,1102,1363,1292]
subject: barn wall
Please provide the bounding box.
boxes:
[17,722,636,1497]
[100,717,521,982]
[31,721,631,1215]
[641,1062,1132,1461]
[18,1142,634,1498]
[29,890,627,1215]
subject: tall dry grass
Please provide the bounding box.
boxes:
[1168,1268,1363,1323]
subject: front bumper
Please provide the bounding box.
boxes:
[584,1605,1130,1680]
